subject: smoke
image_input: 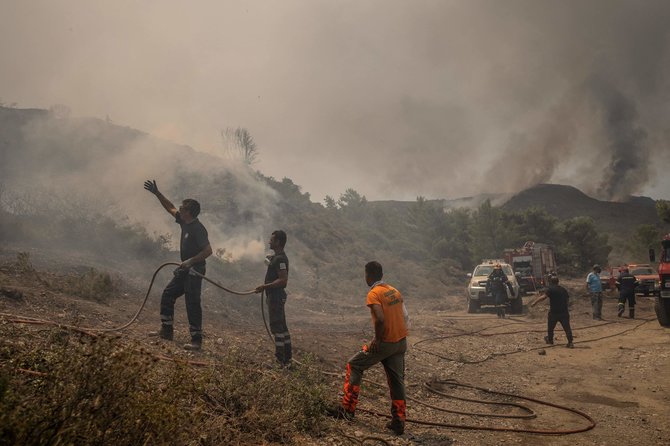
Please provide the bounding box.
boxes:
[590,79,649,200]
[0,109,278,260]
[1,1,669,201]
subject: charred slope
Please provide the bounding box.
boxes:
[502,183,660,232]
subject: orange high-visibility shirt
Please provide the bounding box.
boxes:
[367,283,408,343]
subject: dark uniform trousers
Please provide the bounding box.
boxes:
[547,311,573,343]
[342,338,407,423]
[267,292,292,365]
[160,268,203,342]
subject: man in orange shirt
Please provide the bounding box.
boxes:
[328,261,409,435]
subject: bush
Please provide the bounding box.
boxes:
[0,325,329,445]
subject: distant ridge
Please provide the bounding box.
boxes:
[502,183,660,232]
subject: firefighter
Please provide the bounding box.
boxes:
[144,179,212,351]
[487,263,511,318]
[616,266,639,318]
[328,261,408,436]
[530,275,574,348]
[586,264,603,320]
[255,230,292,367]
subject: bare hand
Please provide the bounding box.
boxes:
[144,179,159,195]
[368,338,380,353]
[255,285,265,293]
[180,259,194,269]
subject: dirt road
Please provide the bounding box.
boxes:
[1,255,669,445]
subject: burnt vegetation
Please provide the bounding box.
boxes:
[0,324,328,445]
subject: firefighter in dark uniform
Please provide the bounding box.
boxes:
[255,230,291,366]
[616,266,639,318]
[530,274,574,348]
[487,263,511,318]
[144,179,212,351]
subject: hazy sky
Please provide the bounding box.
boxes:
[2,0,669,202]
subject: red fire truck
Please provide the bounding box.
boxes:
[650,234,670,327]
[503,241,557,295]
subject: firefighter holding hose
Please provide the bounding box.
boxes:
[255,230,292,367]
[144,179,212,351]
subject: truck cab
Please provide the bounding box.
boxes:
[466,260,522,314]
[651,235,670,326]
[627,264,660,296]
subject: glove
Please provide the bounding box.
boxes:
[144,179,159,195]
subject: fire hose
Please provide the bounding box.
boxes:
[4,263,659,437]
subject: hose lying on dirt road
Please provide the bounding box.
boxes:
[6,263,660,437]
[413,316,656,364]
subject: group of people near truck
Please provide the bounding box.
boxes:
[143,180,408,435]
[142,180,648,437]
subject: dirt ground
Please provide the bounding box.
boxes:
[1,249,669,446]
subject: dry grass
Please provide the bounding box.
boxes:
[0,324,330,445]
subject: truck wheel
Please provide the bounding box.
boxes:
[467,298,480,314]
[655,297,670,327]
[510,296,523,314]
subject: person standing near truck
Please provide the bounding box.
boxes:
[487,264,511,318]
[616,266,639,318]
[586,264,603,320]
[530,275,574,348]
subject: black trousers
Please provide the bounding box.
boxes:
[160,268,203,341]
[547,312,573,343]
[618,292,636,309]
[267,292,291,365]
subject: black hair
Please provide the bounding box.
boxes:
[182,199,201,218]
[272,230,287,248]
[549,275,559,285]
[365,261,383,282]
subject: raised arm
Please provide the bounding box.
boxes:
[144,179,177,217]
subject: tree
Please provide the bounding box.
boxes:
[559,217,612,272]
[628,224,660,261]
[657,200,670,224]
[338,188,367,209]
[469,200,515,263]
[517,207,560,245]
[221,127,259,165]
[323,195,337,210]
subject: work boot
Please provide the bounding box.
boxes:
[326,405,354,421]
[628,308,635,319]
[566,341,574,348]
[544,336,554,345]
[148,325,173,341]
[617,304,625,318]
[183,338,202,351]
[386,419,405,435]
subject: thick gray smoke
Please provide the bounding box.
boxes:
[1,1,669,201]
[0,109,278,260]
[590,79,649,201]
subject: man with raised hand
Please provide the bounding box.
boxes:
[144,179,212,351]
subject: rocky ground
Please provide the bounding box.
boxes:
[1,248,669,445]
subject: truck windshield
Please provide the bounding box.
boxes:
[474,265,514,276]
[631,267,655,275]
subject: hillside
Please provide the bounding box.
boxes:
[1,105,667,294]
[502,183,661,234]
